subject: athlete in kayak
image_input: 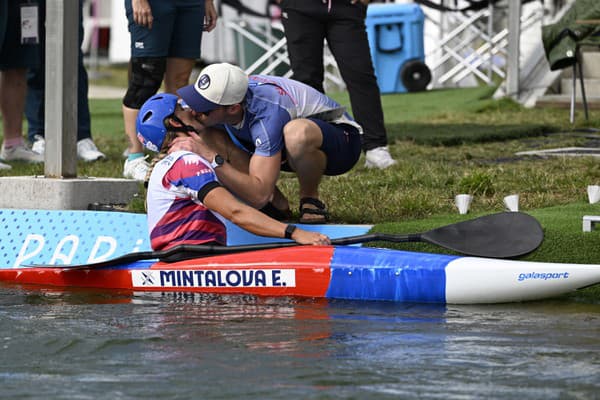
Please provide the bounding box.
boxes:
[136,93,330,254]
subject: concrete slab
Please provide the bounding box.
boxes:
[0,176,140,210]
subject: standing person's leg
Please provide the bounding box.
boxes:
[76,0,91,143]
[0,69,28,142]
[0,68,43,164]
[122,0,174,179]
[25,0,45,153]
[24,0,103,161]
[75,46,106,161]
[75,0,105,161]
[326,2,396,169]
[25,66,45,146]
[25,0,45,147]
[163,58,195,94]
[0,0,42,165]
[280,2,327,92]
[164,0,204,93]
[77,52,91,143]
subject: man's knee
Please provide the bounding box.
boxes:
[283,119,321,154]
[123,57,166,109]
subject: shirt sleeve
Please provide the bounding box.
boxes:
[163,154,220,201]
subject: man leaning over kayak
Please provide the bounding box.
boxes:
[169,62,363,224]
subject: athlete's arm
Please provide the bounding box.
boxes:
[203,186,330,245]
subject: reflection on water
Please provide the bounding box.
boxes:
[1,285,599,399]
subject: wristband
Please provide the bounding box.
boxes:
[284,224,297,239]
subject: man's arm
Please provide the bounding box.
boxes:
[169,129,281,209]
[211,151,281,209]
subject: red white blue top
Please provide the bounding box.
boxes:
[146,150,226,250]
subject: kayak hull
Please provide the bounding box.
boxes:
[1,246,599,304]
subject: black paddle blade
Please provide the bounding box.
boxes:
[421,212,543,258]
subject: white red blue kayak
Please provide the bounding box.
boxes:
[1,245,599,304]
[1,208,597,304]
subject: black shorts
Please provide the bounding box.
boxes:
[281,118,362,176]
[0,0,39,69]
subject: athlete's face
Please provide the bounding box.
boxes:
[173,104,202,127]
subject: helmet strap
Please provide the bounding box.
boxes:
[165,115,202,135]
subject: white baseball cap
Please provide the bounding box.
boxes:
[177,63,249,113]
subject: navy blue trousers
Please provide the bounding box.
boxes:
[280,0,388,151]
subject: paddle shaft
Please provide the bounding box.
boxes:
[331,233,421,246]
[37,212,542,269]
[62,233,422,269]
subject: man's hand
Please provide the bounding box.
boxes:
[351,0,370,5]
[169,130,215,161]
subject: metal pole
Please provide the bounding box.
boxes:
[436,0,447,88]
[487,2,494,83]
[44,0,78,178]
[506,0,521,99]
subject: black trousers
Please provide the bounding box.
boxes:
[280,0,388,151]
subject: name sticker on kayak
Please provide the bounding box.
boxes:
[132,269,296,288]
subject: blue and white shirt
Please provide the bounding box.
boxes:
[222,75,362,156]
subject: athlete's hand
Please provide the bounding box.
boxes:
[204,0,218,32]
[293,229,331,246]
[132,0,153,29]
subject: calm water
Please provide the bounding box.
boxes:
[1,286,599,400]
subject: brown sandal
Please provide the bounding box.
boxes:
[299,197,329,224]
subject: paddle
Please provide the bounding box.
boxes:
[47,212,542,270]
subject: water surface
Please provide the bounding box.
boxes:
[1,286,599,399]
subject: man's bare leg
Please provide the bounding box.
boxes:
[283,119,327,223]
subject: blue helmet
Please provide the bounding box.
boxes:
[136,93,178,152]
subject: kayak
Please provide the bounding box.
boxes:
[1,245,599,304]
[1,208,597,304]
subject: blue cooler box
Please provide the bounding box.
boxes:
[366,3,431,93]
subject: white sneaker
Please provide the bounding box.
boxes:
[0,160,11,170]
[77,138,106,162]
[0,143,44,163]
[122,148,130,159]
[365,146,397,169]
[123,156,150,181]
[31,135,45,155]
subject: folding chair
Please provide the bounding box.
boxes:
[541,0,600,123]
[568,23,600,123]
